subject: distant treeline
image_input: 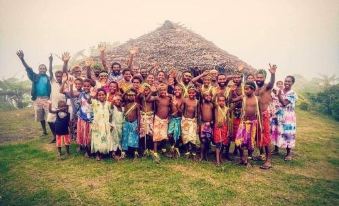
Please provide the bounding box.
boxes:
[294,74,339,121]
[0,78,31,110]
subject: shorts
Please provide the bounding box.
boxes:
[56,134,71,147]
[33,97,49,122]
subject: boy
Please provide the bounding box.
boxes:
[181,86,199,159]
[168,84,184,158]
[199,91,214,161]
[213,95,230,166]
[138,83,155,156]
[235,81,259,166]
[148,84,171,163]
[49,100,70,159]
[121,89,140,159]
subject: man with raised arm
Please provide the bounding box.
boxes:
[254,64,277,169]
[17,50,51,136]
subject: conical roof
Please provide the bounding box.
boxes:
[89,20,255,74]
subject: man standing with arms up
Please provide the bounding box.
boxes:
[17,50,51,136]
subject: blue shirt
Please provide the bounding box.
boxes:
[35,75,50,97]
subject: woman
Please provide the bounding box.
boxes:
[276,75,298,161]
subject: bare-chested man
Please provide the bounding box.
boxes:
[254,64,276,169]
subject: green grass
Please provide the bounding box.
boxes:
[0,108,338,205]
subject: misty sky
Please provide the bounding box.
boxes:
[0,0,338,81]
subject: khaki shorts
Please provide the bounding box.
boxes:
[33,97,49,122]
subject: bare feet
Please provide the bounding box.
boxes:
[284,154,292,161]
[260,161,272,170]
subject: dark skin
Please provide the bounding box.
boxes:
[148,87,171,119]
[139,87,154,112]
[170,85,184,117]
[200,94,214,122]
[255,64,277,111]
[182,90,198,119]
[124,93,139,123]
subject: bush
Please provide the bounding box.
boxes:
[299,102,310,111]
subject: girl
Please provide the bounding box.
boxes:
[90,88,112,161]
[110,95,124,159]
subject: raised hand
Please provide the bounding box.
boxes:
[150,85,157,93]
[90,87,97,97]
[98,43,106,52]
[62,52,71,63]
[269,63,277,74]
[16,50,24,59]
[202,69,210,76]
[85,58,93,67]
[238,64,244,72]
[49,54,53,62]
[68,76,74,85]
[129,47,139,55]
[62,73,68,83]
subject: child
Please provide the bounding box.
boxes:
[213,95,230,166]
[121,89,140,159]
[148,84,171,163]
[77,79,94,157]
[235,81,259,166]
[107,81,119,103]
[181,85,199,159]
[110,94,124,159]
[60,77,83,140]
[90,89,112,161]
[199,91,214,161]
[168,84,184,158]
[138,83,154,156]
[49,100,70,159]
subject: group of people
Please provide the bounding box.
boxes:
[17,46,298,169]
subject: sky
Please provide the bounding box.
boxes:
[0,0,338,81]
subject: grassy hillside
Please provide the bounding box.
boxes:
[0,108,338,205]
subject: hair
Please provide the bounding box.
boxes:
[74,78,83,83]
[83,78,92,85]
[132,76,142,83]
[111,62,121,69]
[182,70,192,76]
[55,70,63,75]
[122,68,131,75]
[245,81,257,90]
[109,81,118,87]
[99,70,108,75]
[96,88,107,96]
[72,66,81,71]
[217,73,226,79]
[216,93,226,100]
[276,80,283,84]
[256,69,267,78]
[286,75,295,84]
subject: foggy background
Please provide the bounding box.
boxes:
[0,0,338,81]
